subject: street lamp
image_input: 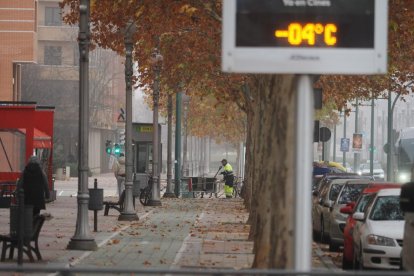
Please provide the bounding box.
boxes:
[118,21,139,221]
[174,91,183,197]
[67,0,97,250]
[163,93,176,198]
[387,91,401,181]
[147,48,163,206]
[182,94,190,177]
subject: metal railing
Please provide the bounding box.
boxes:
[0,266,413,276]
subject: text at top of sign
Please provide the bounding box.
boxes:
[138,126,153,133]
[222,0,388,74]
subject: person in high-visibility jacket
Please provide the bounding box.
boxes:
[220,159,234,198]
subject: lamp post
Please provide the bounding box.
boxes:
[353,98,360,172]
[67,0,97,250]
[369,96,375,175]
[342,112,347,167]
[387,91,401,181]
[182,94,190,176]
[163,94,176,198]
[148,48,163,206]
[174,92,183,197]
[119,21,139,221]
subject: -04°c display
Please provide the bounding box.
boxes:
[222,0,388,74]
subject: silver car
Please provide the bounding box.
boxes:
[312,178,349,243]
[328,179,373,251]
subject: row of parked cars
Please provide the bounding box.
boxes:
[312,173,405,270]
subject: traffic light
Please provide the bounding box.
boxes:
[114,143,121,155]
[105,140,112,154]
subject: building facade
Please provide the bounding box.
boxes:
[0,0,126,174]
[0,0,37,100]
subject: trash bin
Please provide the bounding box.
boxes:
[88,188,103,211]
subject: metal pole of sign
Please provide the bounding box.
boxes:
[342,114,347,167]
[333,124,336,162]
[370,96,375,175]
[294,75,313,271]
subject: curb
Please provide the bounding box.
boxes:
[313,244,342,272]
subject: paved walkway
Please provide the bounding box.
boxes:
[0,174,336,274]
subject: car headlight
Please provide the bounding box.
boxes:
[378,173,385,178]
[357,171,362,175]
[367,234,396,247]
[398,172,410,182]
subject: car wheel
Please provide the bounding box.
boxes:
[353,246,359,269]
[342,253,353,270]
[320,219,325,243]
[329,241,339,252]
[313,229,320,242]
[358,247,365,270]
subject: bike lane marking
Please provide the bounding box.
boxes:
[48,210,154,276]
[169,201,210,269]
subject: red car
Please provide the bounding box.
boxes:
[341,183,401,269]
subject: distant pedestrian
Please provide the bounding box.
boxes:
[17,156,50,217]
[220,159,234,198]
[113,153,126,197]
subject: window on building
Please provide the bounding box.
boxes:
[44,46,62,65]
[45,7,62,26]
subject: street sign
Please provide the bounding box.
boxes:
[222,0,388,74]
[117,108,125,122]
[340,138,350,152]
[352,133,363,150]
[319,127,331,142]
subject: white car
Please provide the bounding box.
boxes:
[352,188,404,270]
[358,163,385,180]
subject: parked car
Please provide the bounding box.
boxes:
[327,179,374,252]
[358,162,385,180]
[312,173,369,242]
[352,188,404,270]
[341,183,401,269]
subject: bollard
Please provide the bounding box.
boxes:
[88,179,103,232]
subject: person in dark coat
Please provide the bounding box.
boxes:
[18,156,50,217]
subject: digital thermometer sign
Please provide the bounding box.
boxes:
[222,0,388,74]
[275,23,337,46]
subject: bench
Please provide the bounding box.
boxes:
[103,190,125,216]
[0,214,46,262]
[103,191,137,216]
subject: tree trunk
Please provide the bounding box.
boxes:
[249,75,296,269]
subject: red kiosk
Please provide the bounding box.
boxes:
[0,102,55,201]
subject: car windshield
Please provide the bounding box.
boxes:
[338,184,369,204]
[370,196,404,221]
[355,194,374,213]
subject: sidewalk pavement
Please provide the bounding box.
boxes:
[0,175,338,274]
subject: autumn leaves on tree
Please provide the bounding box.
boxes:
[61,0,246,145]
